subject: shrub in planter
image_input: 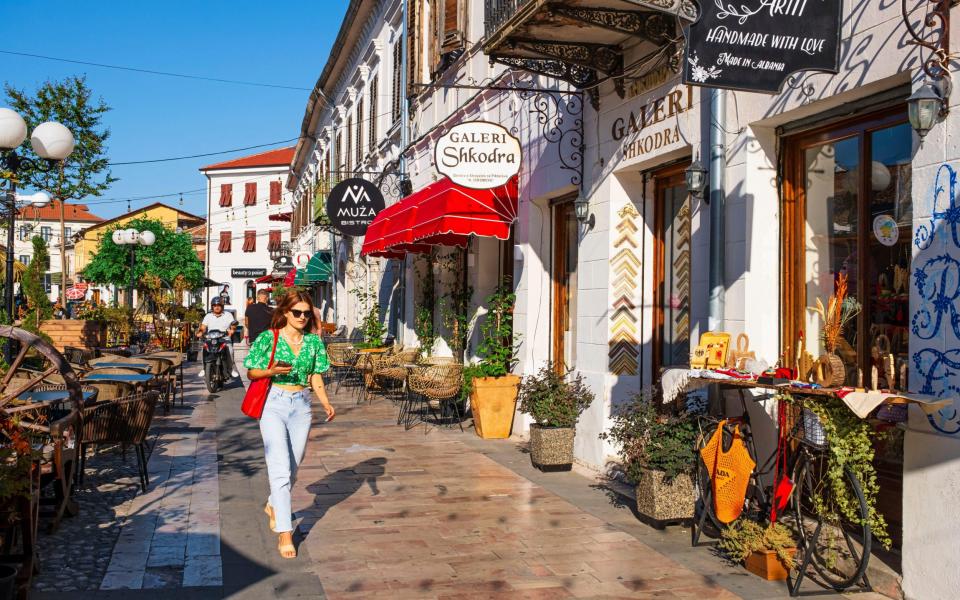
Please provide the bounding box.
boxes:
[718,519,796,580]
[518,364,595,470]
[599,392,698,522]
[467,285,521,439]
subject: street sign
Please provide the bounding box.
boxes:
[325,178,386,237]
[231,268,267,278]
[683,0,842,93]
[434,121,522,189]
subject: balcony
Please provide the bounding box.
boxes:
[483,0,696,107]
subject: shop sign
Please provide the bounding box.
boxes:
[627,65,675,99]
[231,268,267,278]
[612,84,693,161]
[325,178,386,237]
[434,121,522,189]
[683,0,842,93]
[293,252,312,268]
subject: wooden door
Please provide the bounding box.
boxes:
[552,200,578,372]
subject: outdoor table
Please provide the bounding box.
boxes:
[356,348,389,402]
[16,389,97,406]
[82,373,155,384]
[89,362,151,372]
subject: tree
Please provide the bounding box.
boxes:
[21,236,53,331]
[5,76,116,306]
[4,76,115,197]
[82,218,204,293]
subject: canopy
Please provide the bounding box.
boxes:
[361,176,518,257]
[255,272,285,284]
[294,251,332,286]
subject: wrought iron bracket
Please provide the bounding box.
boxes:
[506,38,622,76]
[551,5,674,45]
[490,56,601,109]
[902,0,953,82]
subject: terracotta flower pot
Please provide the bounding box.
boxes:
[744,548,797,581]
[528,424,575,470]
[470,375,520,439]
[635,469,694,523]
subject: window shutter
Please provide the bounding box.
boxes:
[408,0,420,88]
[244,182,257,206]
[441,0,464,54]
[346,116,353,173]
[243,230,256,252]
[220,184,233,207]
[392,43,402,123]
[270,181,282,205]
[268,230,281,251]
[219,231,232,253]
[369,75,378,150]
[356,97,364,166]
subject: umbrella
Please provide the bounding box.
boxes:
[0,251,27,283]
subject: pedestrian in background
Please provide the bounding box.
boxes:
[244,289,335,559]
[244,289,273,345]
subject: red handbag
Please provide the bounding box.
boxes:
[241,329,279,419]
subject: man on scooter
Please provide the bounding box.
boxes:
[197,297,239,378]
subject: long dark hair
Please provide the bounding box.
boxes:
[270,289,317,332]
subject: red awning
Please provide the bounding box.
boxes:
[255,273,284,284]
[361,176,518,257]
[269,212,292,222]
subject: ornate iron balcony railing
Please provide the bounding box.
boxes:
[484,0,531,38]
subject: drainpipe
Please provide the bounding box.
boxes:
[707,89,725,332]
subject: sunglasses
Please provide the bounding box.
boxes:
[289,309,310,319]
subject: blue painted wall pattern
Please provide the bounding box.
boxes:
[912,164,960,435]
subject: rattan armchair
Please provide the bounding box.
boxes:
[405,363,464,432]
[326,343,360,392]
[372,348,420,399]
[78,391,160,492]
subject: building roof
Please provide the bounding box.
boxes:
[19,199,104,223]
[76,202,205,238]
[200,146,296,172]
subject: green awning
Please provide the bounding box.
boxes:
[294,251,332,286]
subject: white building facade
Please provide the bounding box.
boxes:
[201,148,294,329]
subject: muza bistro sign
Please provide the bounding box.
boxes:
[435,121,521,190]
[683,0,841,93]
[326,178,386,237]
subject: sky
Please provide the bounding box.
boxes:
[0,0,350,219]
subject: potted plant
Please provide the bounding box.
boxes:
[517,364,595,470]
[600,392,698,523]
[466,285,520,439]
[718,519,797,580]
[0,415,36,599]
[806,271,860,386]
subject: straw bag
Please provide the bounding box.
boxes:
[241,329,279,419]
[700,421,756,524]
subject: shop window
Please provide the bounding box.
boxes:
[653,163,692,374]
[552,198,578,371]
[784,109,912,386]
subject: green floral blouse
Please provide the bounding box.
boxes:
[244,330,329,387]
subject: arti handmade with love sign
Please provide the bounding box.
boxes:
[683,0,842,93]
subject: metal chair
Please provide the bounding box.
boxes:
[405,363,465,432]
[373,348,420,400]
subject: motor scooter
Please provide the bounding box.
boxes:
[202,329,233,392]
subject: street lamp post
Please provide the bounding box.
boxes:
[0,108,75,321]
[112,228,156,343]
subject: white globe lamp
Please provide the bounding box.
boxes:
[30,121,75,160]
[139,230,156,246]
[0,108,27,150]
[27,191,51,208]
[123,229,139,245]
[112,230,124,245]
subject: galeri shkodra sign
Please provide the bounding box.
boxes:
[683,0,842,93]
[434,121,521,189]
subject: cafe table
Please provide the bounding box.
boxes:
[88,362,152,372]
[82,373,155,385]
[17,388,98,406]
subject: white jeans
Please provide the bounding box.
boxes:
[259,386,312,533]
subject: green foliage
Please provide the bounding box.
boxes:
[21,236,53,333]
[313,179,331,228]
[599,392,698,482]
[0,417,36,505]
[4,76,116,198]
[413,258,436,355]
[436,249,473,360]
[361,302,386,345]
[517,363,595,428]
[460,284,518,400]
[718,519,796,568]
[82,218,204,290]
[792,394,892,550]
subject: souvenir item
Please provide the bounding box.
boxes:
[727,333,757,370]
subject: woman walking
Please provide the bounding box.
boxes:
[244,290,336,558]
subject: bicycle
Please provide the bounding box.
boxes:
[691,388,871,595]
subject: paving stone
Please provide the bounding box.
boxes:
[183,555,223,587]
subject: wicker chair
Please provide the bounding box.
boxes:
[63,346,94,372]
[405,363,464,432]
[146,351,185,407]
[372,348,420,399]
[84,380,137,402]
[78,391,160,492]
[326,343,359,392]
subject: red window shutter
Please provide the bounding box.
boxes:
[270,181,282,205]
[219,231,231,253]
[244,182,257,206]
[220,184,233,207]
[268,230,281,251]
[243,230,256,252]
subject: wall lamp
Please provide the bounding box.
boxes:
[685,160,708,202]
[908,80,950,139]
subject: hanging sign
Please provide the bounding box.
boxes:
[325,178,386,237]
[683,0,842,93]
[434,121,522,189]
[231,268,267,278]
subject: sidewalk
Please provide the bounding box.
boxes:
[33,354,891,599]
